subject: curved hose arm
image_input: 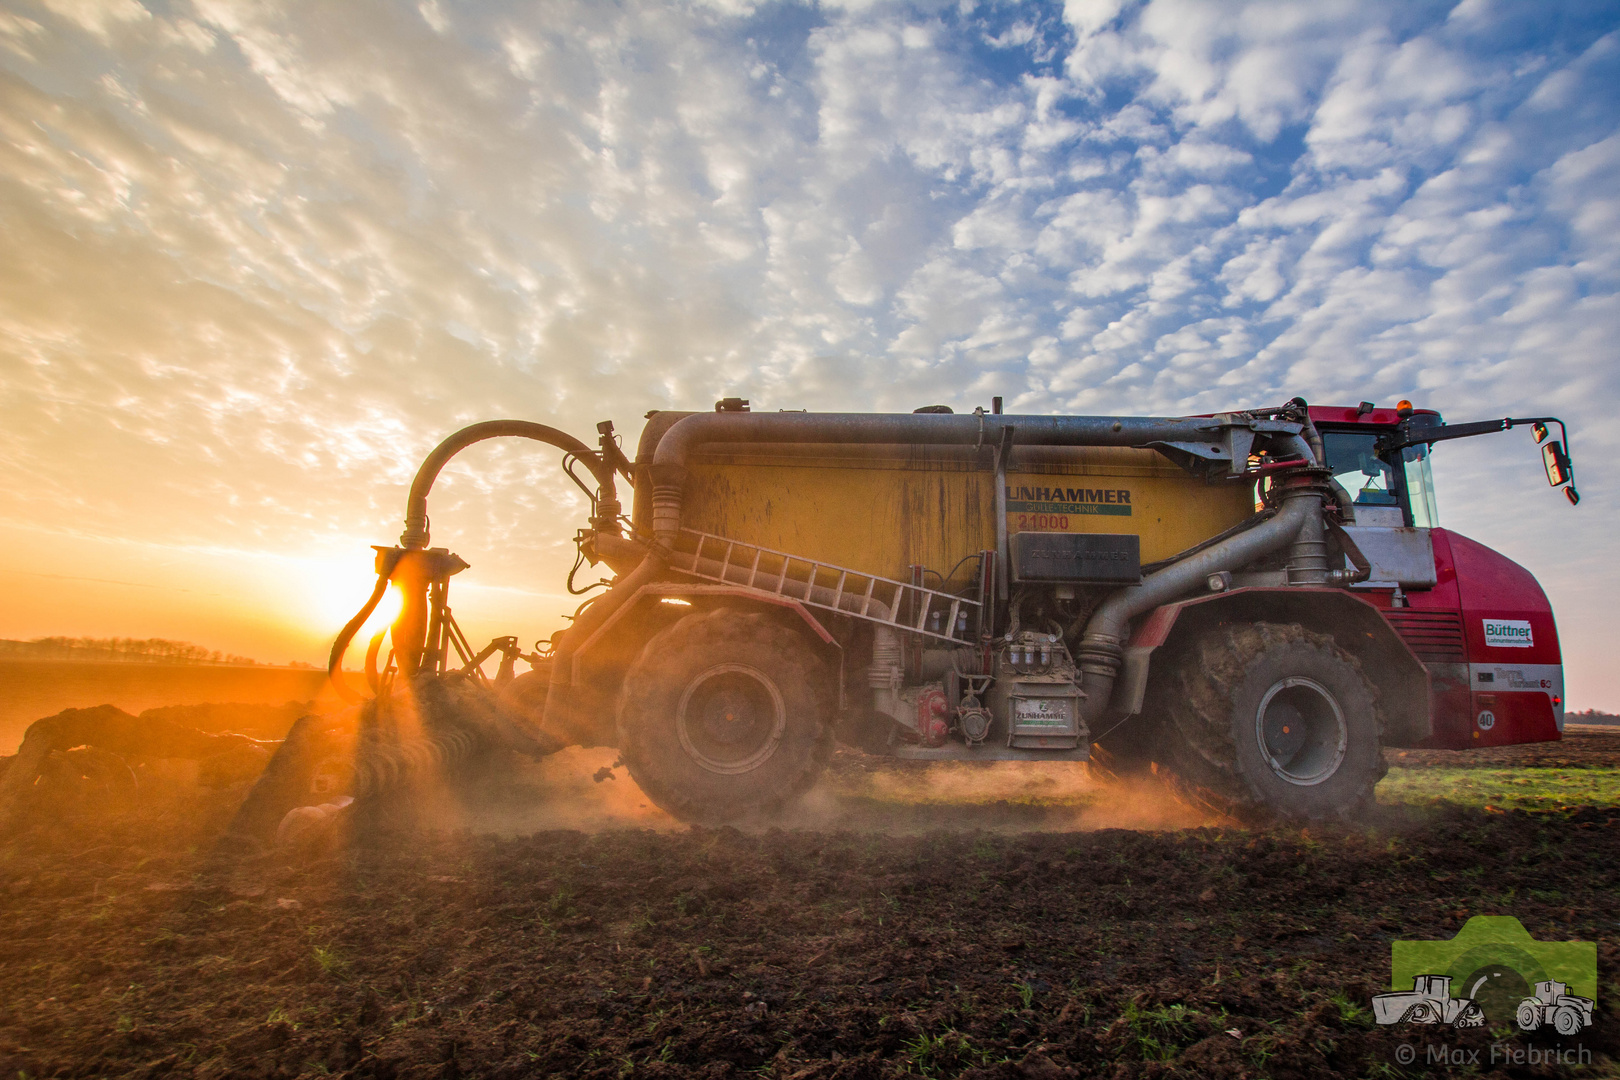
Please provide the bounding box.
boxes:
[400,420,617,549]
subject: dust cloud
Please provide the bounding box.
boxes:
[447,750,1225,837]
[456,748,681,834]
[780,756,1225,833]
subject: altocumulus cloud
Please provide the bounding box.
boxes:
[0,0,1617,702]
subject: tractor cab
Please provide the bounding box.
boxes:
[1309,403,1572,751]
[1312,402,1577,525]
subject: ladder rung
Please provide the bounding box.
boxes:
[671,529,984,644]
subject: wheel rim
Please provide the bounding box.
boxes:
[676,663,787,775]
[1254,676,1347,786]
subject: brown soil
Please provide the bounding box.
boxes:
[2,723,1617,1079]
[0,661,363,754]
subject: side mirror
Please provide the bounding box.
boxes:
[1532,422,1549,444]
[1542,440,1572,487]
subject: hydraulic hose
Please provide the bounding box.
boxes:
[327,548,405,701]
[330,421,619,700]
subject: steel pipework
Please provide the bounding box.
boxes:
[1072,482,1323,722]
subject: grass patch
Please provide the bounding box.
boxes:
[1377,767,1620,810]
[1329,989,1372,1027]
[901,1030,992,1076]
[311,946,347,978]
[1120,1001,1204,1061]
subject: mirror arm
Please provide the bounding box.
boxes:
[1377,416,1569,456]
[1379,415,1575,504]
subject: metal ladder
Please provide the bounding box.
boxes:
[669,528,982,645]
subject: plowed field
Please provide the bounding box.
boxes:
[2,717,1617,1080]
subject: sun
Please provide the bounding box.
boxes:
[301,556,404,640]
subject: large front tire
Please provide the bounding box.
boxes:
[617,609,833,823]
[1156,621,1385,821]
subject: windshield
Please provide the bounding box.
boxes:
[1402,444,1439,528]
[1320,428,1439,527]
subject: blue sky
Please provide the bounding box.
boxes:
[1,0,1618,706]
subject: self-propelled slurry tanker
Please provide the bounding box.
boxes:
[267,397,1576,829]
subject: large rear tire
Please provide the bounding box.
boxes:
[1155,621,1385,821]
[617,608,833,823]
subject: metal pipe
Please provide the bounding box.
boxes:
[1288,398,1326,466]
[400,420,616,550]
[1073,486,1321,723]
[993,426,1013,602]
[1286,494,1331,585]
[1274,432,1316,464]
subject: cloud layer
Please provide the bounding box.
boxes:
[1,0,1617,702]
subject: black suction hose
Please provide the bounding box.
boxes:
[400,420,617,550]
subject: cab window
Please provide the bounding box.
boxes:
[1320,428,1438,528]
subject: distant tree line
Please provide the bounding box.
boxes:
[0,637,262,665]
[1567,709,1620,726]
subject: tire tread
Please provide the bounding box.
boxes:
[1155,621,1387,821]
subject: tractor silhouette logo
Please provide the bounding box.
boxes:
[1374,916,1596,1033]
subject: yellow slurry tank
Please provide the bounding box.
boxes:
[671,442,1253,581]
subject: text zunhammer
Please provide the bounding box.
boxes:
[1006,486,1131,504]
